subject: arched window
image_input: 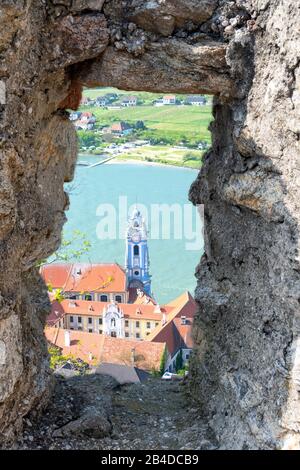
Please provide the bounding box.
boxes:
[100,295,108,302]
[111,318,116,327]
[134,245,139,256]
[115,295,122,303]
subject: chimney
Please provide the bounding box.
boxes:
[64,330,71,347]
[154,304,162,314]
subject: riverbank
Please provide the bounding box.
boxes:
[78,143,203,169]
[105,157,199,170]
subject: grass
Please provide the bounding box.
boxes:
[80,104,212,143]
[113,145,203,169]
[79,87,212,168]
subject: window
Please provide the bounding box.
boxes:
[125,320,129,327]
[99,329,102,334]
[111,318,116,327]
[136,333,140,339]
[70,316,74,323]
[99,318,102,325]
[100,295,108,302]
[88,329,93,333]
[134,270,139,276]
[147,322,151,329]
[125,332,129,338]
[88,317,92,324]
[85,294,93,301]
[115,295,122,302]
[134,245,139,256]
[78,327,82,331]
[69,294,77,300]
[155,322,159,327]
[136,321,140,328]
[78,316,82,324]
[111,331,117,338]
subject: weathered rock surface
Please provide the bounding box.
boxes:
[0,0,299,450]
[15,375,214,450]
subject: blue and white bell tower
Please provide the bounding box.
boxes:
[125,207,151,296]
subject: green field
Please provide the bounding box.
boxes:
[79,87,212,168]
[80,104,212,143]
[114,145,203,169]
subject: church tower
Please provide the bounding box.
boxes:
[125,207,152,296]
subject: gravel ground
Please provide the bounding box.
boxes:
[12,374,217,450]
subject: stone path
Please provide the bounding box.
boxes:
[14,374,216,450]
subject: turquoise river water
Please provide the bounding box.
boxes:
[63,155,204,304]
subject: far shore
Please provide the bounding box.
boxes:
[104,157,199,170]
[78,153,200,171]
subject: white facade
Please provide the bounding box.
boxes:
[103,302,125,338]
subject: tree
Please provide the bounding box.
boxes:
[159,346,168,376]
[37,230,91,268]
[175,350,183,372]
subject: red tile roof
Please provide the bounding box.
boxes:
[45,327,166,371]
[48,299,173,322]
[47,301,65,327]
[128,287,157,305]
[99,335,165,371]
[147,291,197,355]
[40,263,126,294]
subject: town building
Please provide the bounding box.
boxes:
[162,95,176,105]
[147,291,196,372]
[125,207,152,296]
[110,121,133,135]
[49,298,172,339]
[185,95,207,106]
[41,262,128,303]
[43,208,197,374]
[45,326,166,372]
[121,95,137,107]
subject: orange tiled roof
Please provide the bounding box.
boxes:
[47,301,65,327]
[163,95,176,100]
[146,291,197,355]
[49,299,173,322]
[45,327,104,365]
[128,287,157,305]
[45,327,166,371]
[40,263,126,293]
[99,335,165,371]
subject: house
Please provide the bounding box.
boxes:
[69,111,81,121]
[185,95,207,106]
[162,95,176,105]
[80,112,96,123]
[146,291,196,372]
[110,121,133,135]
[96,96,109,107]
[95,363,150,384]
[47,298,173,340]
[45,326,167,372]
[121,96,137,107]
[40,262,128,303]
[154,99,164,107]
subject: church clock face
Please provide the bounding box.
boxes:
[132,232,140,243]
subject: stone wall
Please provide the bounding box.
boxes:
[0,0,299,448]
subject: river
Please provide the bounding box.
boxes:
[63,155,203,304]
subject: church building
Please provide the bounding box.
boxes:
[125,207,152,297]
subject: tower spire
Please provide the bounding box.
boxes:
[125,206,151,297]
